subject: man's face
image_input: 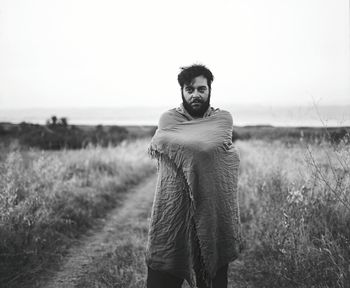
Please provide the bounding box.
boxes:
[182,75,210,118]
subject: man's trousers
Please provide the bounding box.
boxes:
[146,264,228,288]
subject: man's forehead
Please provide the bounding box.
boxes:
[185,75,208,87]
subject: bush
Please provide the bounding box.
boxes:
[0,120,131,150]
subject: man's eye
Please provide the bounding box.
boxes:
[198,88,206,93]
[185,88,193,93]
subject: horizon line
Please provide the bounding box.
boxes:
[1,103,350,110]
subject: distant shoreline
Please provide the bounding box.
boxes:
[1,121,349,149]
[1,121,349,130]
[0,104,349,127]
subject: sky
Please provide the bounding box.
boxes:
[0,0,349,109]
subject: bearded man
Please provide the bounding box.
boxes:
[146,64,241,288]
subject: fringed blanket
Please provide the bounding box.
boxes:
[146,107,241,287]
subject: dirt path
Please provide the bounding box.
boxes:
[37,174,157,288]
[24,173,246,288]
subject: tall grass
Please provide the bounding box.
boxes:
[235,139,350,287]
[0,139,155,285]
[1,136,349,287]
[59,138,350,288]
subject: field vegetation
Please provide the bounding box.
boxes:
[232,125,349,144]
[0,117,155,150]
[234,137,350,287]
[0,139,155,285]
[70,136,350,288]
[1,119,348,150]
[0,123,349,287]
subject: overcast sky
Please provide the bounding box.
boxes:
[0,0,349,109]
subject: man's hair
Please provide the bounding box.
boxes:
[177,64,214,90]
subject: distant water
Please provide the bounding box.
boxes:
[0,105,349,127]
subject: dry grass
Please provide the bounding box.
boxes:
[1,137,349,287]
[234,139,350,288]
[0,139,155,285]
[69,138,350,288]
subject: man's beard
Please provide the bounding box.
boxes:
[181,91,211,118]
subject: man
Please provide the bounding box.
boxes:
[146,64,241,288]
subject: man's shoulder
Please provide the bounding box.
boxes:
[213,108,233,119]
[159,108,180,121]
[158,108,184,129]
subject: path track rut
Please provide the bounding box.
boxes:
[39,175,157,288]
[23,173,244,288]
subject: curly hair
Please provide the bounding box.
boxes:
[177,64,214,90]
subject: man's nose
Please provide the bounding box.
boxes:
[192,90,200,98]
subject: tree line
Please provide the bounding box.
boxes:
[0,116,129,150]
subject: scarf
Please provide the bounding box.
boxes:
[146,106,241,287]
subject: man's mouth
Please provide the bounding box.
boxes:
[191,102,202,107]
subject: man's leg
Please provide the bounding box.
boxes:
[196,264,229,288]
[212,264,228,288]
[147,266,184,288]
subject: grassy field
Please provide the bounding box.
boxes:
[1,135,349,287]
[67,138,350,288]
[0,139,155,285]
[234,139,350,287]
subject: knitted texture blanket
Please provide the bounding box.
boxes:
[146,107,241,287]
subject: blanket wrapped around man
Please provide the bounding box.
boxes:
[146,106,241,287]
